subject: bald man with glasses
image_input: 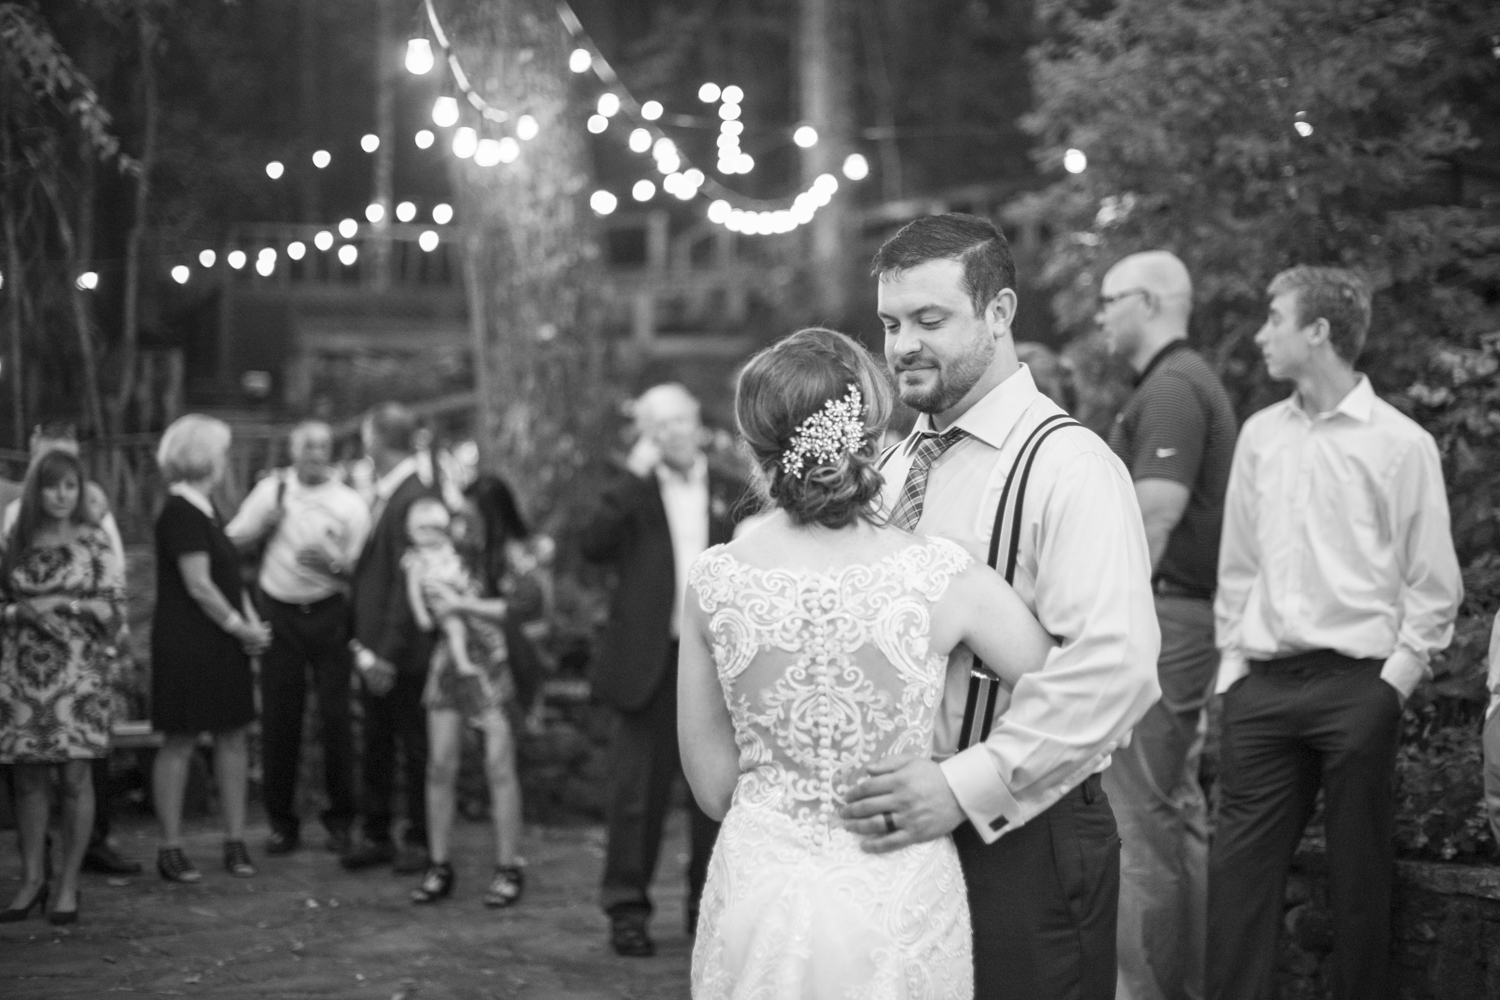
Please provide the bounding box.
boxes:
[1096,251,1239,1000]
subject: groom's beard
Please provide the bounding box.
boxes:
[891,338,995,415]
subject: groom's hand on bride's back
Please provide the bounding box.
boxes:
[841,754,965,853]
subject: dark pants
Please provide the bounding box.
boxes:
[954,772,1120,1000]
[360,666,429,848]
[258,594,356,839]
[1207,652,1400,1000]
[599,642,720,920]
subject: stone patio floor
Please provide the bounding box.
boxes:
[1,814,694,999]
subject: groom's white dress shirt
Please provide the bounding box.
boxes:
[880,364,1161,844]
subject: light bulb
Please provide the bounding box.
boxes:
[735,152,754,173]
[842,153,870,180]
[361,134,380,153]
[396,201,417,222]
[171,265,190,284]
[338,218,358,239]
[311,150,330,169]
[338,245,358,266]
[365,203,386,223]
[718,103,741,121]
[813,173,839,195]
[597,93,620,118]
[415,130,435,149]
[405,38,435,75]
[1063,148,1087,174]
[652,137,676,160]
[256,256,274,277]
[587,115,608,134]
[1294,121,1313,137]
[717,157,737,175]
[199,250,216,267]
[227,252,246,270]
[451,127,478,158]
[663,172,682,196]
[568,48,591,73]
[720,120,744,137]
[516,115,538,141]
[288,241,306,260]
[632,179,656,202]
[475,139,502,166]
[432,96,460,128]
[589,190,618,216]
[432,203,453,225]
[629,128,652,153]
[707,200,731,224]
[656,154,681,175]
[641,101,663,121]
[721,85,744,104]
[498,137,520,163]
[258,247,276,261]
[265,161,284,180]
[793,125,818,148]
[698,82,721,103]
[418,231,439,252]
[683,168,705,187]
[314,231,333,251]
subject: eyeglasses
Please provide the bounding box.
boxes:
[1097,288,1150,310]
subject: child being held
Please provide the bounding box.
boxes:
[402,498,510,716]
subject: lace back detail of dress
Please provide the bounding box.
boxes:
[689,537,971,847]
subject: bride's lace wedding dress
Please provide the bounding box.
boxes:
[688,536,974,1000]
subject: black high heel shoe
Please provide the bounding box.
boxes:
[0,883,49,923]
[410,862,454,904]
[48,889,80,926]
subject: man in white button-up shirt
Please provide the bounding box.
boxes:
[841,214,1161,999]
[1208,267,1462,1000]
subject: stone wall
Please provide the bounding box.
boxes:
[1281,849,1500,999]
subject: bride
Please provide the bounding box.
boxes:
[679,327,1056,999]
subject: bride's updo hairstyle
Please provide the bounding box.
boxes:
[735,327,893,529]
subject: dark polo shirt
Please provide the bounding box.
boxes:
[1108,340,1238,597]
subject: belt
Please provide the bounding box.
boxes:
[1152,576,1214,602]
[1249,649,1383,676]
[263,592,346,614]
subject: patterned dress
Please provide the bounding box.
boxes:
[687,536,975,1000]
[0,528,127,763]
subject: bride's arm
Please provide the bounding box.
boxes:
[934,564,1058,687]
[677,595,738,821]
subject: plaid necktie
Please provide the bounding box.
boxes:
[888,427,967,531]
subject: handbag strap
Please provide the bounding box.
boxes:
[958,413,1081,750]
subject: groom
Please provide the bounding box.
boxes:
[843,214,1161,998]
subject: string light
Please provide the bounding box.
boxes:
[698,82,721,103]
[793,125,818,148]
[628,128,652,153]
[256,249,275,276]
[432,96,459,128]
[314,231,334,251]
[227,251,246,269]
[405,38,435,75]
[452,126,478,158]
[265,161,284,179]
[311,150,331,168]
[587,115,608,134]
[171,265,190,284]
[365,203,386,223]
[1294,111,1313,137]
[396,201,417,222]
[842,153,870,180]
[475,138,501,166]
[597,93,620,117]
[199,250,216,267]
[498,137,520,163]
[338,218,358,239]
[589,190,617,215]
[287,241,307,260]
[338,245,358,265]
[76,271,99,290]
[640,101,663,121]
[1063,148,1087,174]
[718,103,741,121]
[516,115,539,141]
[432,203,453,224]
[418,230,440,251]
[632,179,655,201]
[360,134,380,153]
[721,85,744,105]
[568,48,592,73]
[415,130,435,149]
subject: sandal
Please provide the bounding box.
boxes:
[482,865,523,908]
[157,847,202,884]
[411,862,454,904]
[223,840,256,878]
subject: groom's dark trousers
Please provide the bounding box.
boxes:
[953,772,1120,999]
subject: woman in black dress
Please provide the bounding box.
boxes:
[150,415,271,882]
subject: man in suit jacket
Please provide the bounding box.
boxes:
[343,402,439,875]
[581,384,744,957]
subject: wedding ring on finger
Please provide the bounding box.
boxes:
[882,811,897,835]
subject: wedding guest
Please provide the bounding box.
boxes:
[1098,251,1238,1000]
[0,450,127,924]
[0,423,139,876]
[225,420,369,857]
[410,475,546,908]
[580,384,744,956]
[150,415,271,883]
[343,403,438,875]
[1210,267,1462,1000]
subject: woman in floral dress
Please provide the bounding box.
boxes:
[0,450,127,925]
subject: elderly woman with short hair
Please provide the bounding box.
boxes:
[150,415,270,882]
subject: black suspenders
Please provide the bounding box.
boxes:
[957,413,1082,751]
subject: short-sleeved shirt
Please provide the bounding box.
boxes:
[1108,340,1238,596]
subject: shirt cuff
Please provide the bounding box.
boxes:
[1215,650,1249,694]
[1380,646,1429,701]
[939,746,1021,846]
